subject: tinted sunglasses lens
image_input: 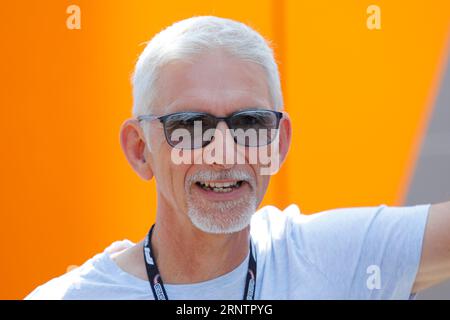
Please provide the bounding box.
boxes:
[163,113,216,149]
[229,111,280,147]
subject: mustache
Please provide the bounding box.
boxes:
[186,169,255,186]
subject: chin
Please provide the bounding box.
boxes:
[187,200,256,234]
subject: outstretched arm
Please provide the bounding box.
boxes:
[412,201,450,293]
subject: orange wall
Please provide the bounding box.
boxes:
[0,1,448,299]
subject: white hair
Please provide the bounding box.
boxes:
[132,16,283,116]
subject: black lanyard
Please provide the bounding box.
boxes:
[143,224,257,300]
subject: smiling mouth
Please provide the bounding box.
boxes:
[195,181,245,193]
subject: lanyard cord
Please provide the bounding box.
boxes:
[143,224,257,300]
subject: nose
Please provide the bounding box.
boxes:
[203,121,236,169]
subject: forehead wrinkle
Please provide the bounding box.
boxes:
[162,90,271,115]
[151,52,272,115]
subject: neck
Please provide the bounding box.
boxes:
[150,203,250,284]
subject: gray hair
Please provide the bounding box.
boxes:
[132,16,283,116]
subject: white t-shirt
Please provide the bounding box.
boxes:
[25,203,431,300]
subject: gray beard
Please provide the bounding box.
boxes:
[186,195,257,234]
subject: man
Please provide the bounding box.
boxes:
[26,16,450,300]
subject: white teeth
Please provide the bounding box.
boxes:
[213,187,232,193]
[198,181,240,192]
[200,181,238,187]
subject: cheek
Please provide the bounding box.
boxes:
[168,162,191,206]
[152,145,175,192]
[170,163,190,190]
[252,166,270,198]
[153,150,190,211]
[260,176,270,195]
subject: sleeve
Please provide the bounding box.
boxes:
[24,277,74,300]
[288,203,431,299]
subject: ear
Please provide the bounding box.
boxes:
[120,119,153,180]
[278,112,292,168]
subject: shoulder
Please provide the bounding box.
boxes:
[250,203,431,299]
[251,203,431,239]
[250,203,377,241]
[249,203,431,265]
[25,239,136,300]
[25,255,100,300]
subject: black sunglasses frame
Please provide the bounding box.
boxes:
[137,108,284,149]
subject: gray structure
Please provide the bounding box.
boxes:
[406,50,450,300]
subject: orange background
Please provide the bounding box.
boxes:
[0,0,449,299]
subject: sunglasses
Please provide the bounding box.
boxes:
[137,108,284,149]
